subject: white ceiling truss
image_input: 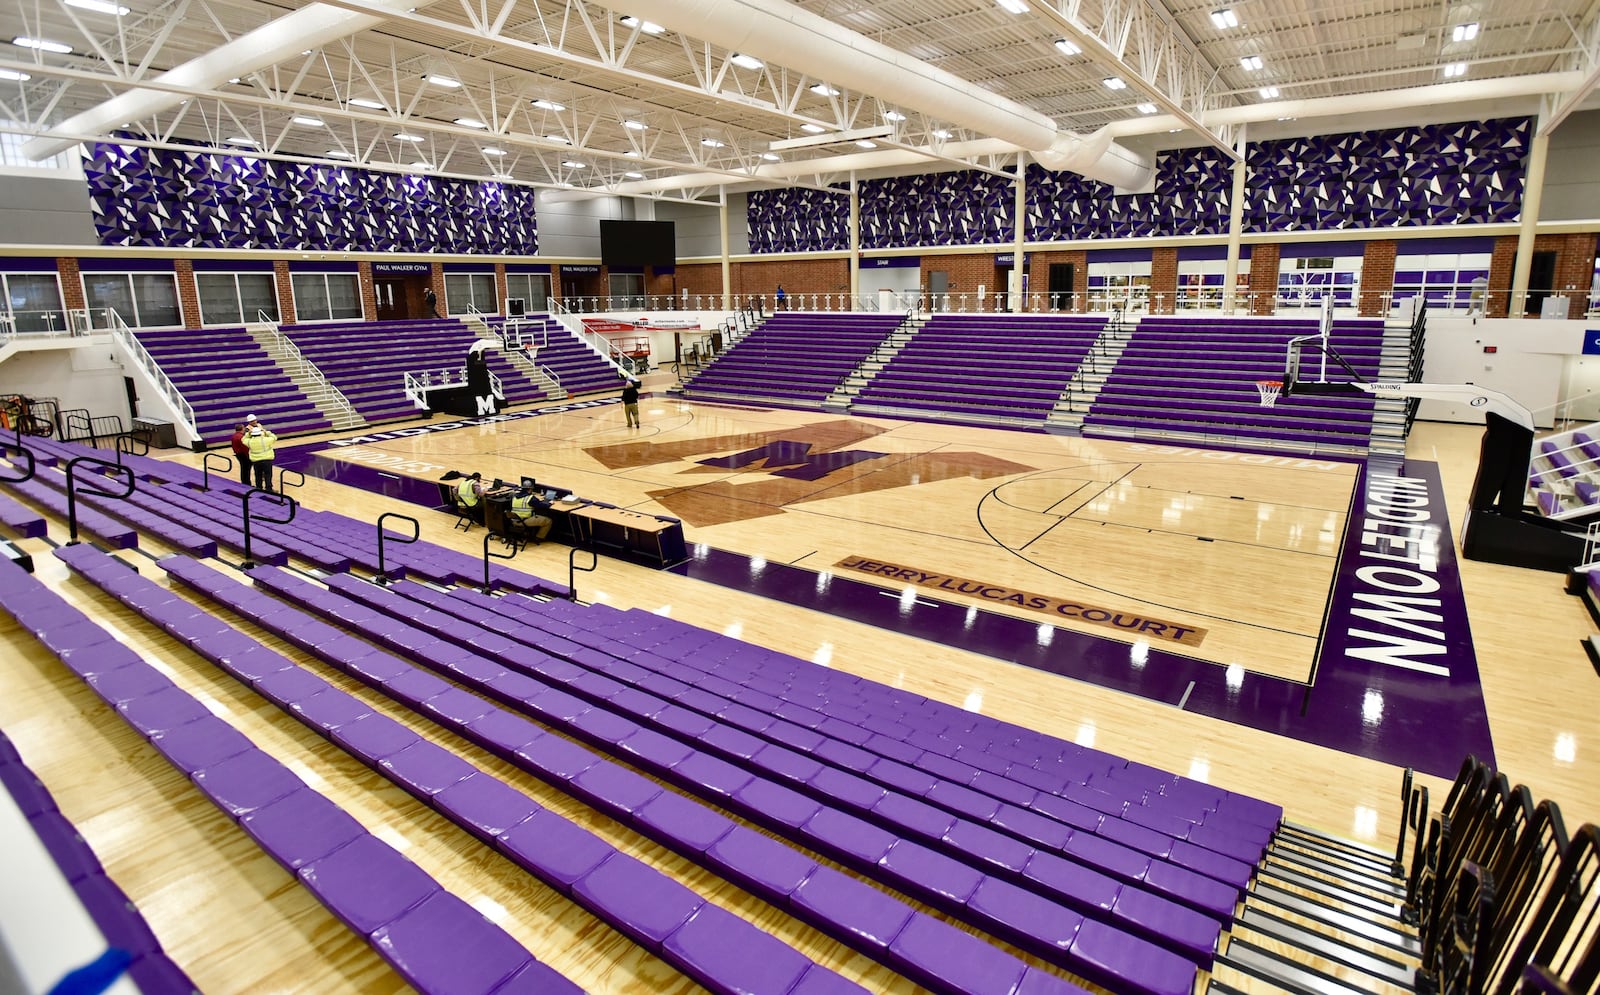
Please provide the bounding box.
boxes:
[0,0,1595,203]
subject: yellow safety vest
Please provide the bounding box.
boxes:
[510,493,534,520]
[457,479,481,507]
[244,430,275,462]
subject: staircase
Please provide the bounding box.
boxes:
[1367,318,1416,458]
[1045,319,1133,435]
[244,320,363,432]
[1211,822,1419,995]
[823,315,921,411]
[494,318,568,401]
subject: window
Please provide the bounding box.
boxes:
[2,272,66,333]
[444,273,497,315]
[608,273,645,309]
[197,272,279,325]
[291,272,364,322]
[82,271,181,327]
[505,273,550,313]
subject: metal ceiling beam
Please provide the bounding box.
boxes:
[1032,0,1239,161]
[1538,0,1600,135]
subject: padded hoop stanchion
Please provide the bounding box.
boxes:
[1255,380,1283,408]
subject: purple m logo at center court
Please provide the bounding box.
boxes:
[698,441,890,481]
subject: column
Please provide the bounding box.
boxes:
[719,192,732,310]
[849,174,861,306]
[1359,240,1395,318]
[1247,243,1280,317]
[273,260,296,324]
[1013,153,1027,310]
[1509,129,1549,318]
[1222,125,1249,313]
[1150,247,1178,315]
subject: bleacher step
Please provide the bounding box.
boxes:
[1260,850,1407,904]
[1213,936,1398,995]
[1232,912,1416,987]
[1254,862,1406,919]
[1271,822,1402,875]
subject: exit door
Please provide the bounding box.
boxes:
[375,278,407,322]
[928,270,949,311]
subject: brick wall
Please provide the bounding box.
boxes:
[1359,240,1396,318]
[494,263,507,313]
[1487,237,1518,318]
[674,263,724,303]
[1149,248,1178,315]
[1247,244,1280,316]
[1547,232,1596,320]
[173,259,200,329]
[1026,250,1088,312]
[734,258,851,302]
[357,262,377,319]
[273,260,296,324]
[922,253,1002,309]
[57,258,84,311]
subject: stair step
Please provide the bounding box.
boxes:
[1266,845,1406,900]
[1235,909,1417,986]
[1273,823,1402,874]
[1249,882,1418,951]
[1216,936,1409,995]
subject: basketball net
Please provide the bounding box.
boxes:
[1255,380,1283,408]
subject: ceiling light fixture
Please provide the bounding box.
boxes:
[701,137,726,148]
[425,74,461,88]
[624,170,644,178]
[932,129,952,139]
[12,37,73,54]
[544,134,570,144]
[1258,86,1280,98]
[394,132,424,142]
[454,117,487,128]
[619,16,665,34]
[224,136,258,146]
[1136,102,1157,114]
[809,83,840,96]
[1053,39,1081,56]
[855,139,877,148]
[729,53,764,70]
[995,0,1029,13]
[884,110,906,121]
[409,161,431,169]
[482,147,507,156]
[623,119,648,130]
[292,116,325,127]
[1103,76,1127,90]
[324,150,353,159]
[562,160,586,168]
[350,97,385,110]
[1452,22,1479,42]
[65,0,130,15]
[1442,62,1467,77]
[1209,8,1238,29]
[761,152,781,161]
[531,98,565,111]
[1239,55,1262,71]
[801,123,827,134]
[0,69,31,81]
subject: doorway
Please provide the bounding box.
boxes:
[374,275,430,321]
[1048,263,1075,311]
[1526,251,1557,317]
[927,270,949,311]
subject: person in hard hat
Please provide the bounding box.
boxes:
[242,415,277,492]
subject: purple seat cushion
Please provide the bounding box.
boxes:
[240,789,368,870]
[703,826,818,899]
[633,790,734,854]
[888,913,1028,995]
[487,959,584,995]
[497,809,613,891]
[379,743,478,799]
[571,853,705,946]
[149,717,255,772]
[1067,919,1199,995]
[661,903,813,995]
[790,867,913,953]
[371,891,531,995]
[434,774,542,840]
[298,834,441,935]
[192,751,305,817]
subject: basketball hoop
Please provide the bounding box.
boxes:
[1255,380,1283,408]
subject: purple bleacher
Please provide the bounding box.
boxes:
[852,314,1107,426]
[0,489,47,538]
[1540,440,1579,479]
[486,315,627,397]
[234,565,1225,983]
[135,327,334,445]
[1083,316,1386,452]
[1574,432,1600,462]
[12,547,571,995]
[279,317,564,424]
[683,312,907,407]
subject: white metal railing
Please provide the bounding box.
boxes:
[551,312,634,375]
[2,308,73,335]
[0,314,13,353]
[403,366,504,409]
[106,308,197,430]
[537,364,563,396]
[255,310,357,425]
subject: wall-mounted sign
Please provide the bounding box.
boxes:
[372,262,432,274]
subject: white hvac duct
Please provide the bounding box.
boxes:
[23,0,436,161]
[594,0,1153,189]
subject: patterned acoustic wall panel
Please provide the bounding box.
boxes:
[746,186,851,252]
[1242,118,1528,231]
[86,143,539,253]
[1027,147,1234,241]
[859,170,1015,248]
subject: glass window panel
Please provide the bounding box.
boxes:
[83,274,135,324]
[5,273,66,333]
[197,273,242,325]
[237,273,279,322]
[292,273,331,321]
[327,274,362,319]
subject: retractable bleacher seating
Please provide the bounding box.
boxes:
[851,314,1107,427]
[682,312,906,408]
[280,318,549,424]
[1083,317,1387,452]
[135,327,333,447]
[490,315,628,397]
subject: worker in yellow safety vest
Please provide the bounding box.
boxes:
[509,487,554,543]
[456,471,486,523]
[242,414,277,492]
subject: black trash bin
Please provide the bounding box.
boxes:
[132,417,177,449]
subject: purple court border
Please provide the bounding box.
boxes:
[278,415,1492,778]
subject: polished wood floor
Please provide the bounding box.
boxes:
[3,378,1597,994]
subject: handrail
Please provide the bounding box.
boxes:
[567,546,598,603]
[107,310,197,432]
[481,529,518,593]
[375,512,419,584]
[114,430,150,466]
[255,310,357,425]
[0,434,36,485]
[240,488,297,570]
[65,454,135,545]
[201,452,233,491]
